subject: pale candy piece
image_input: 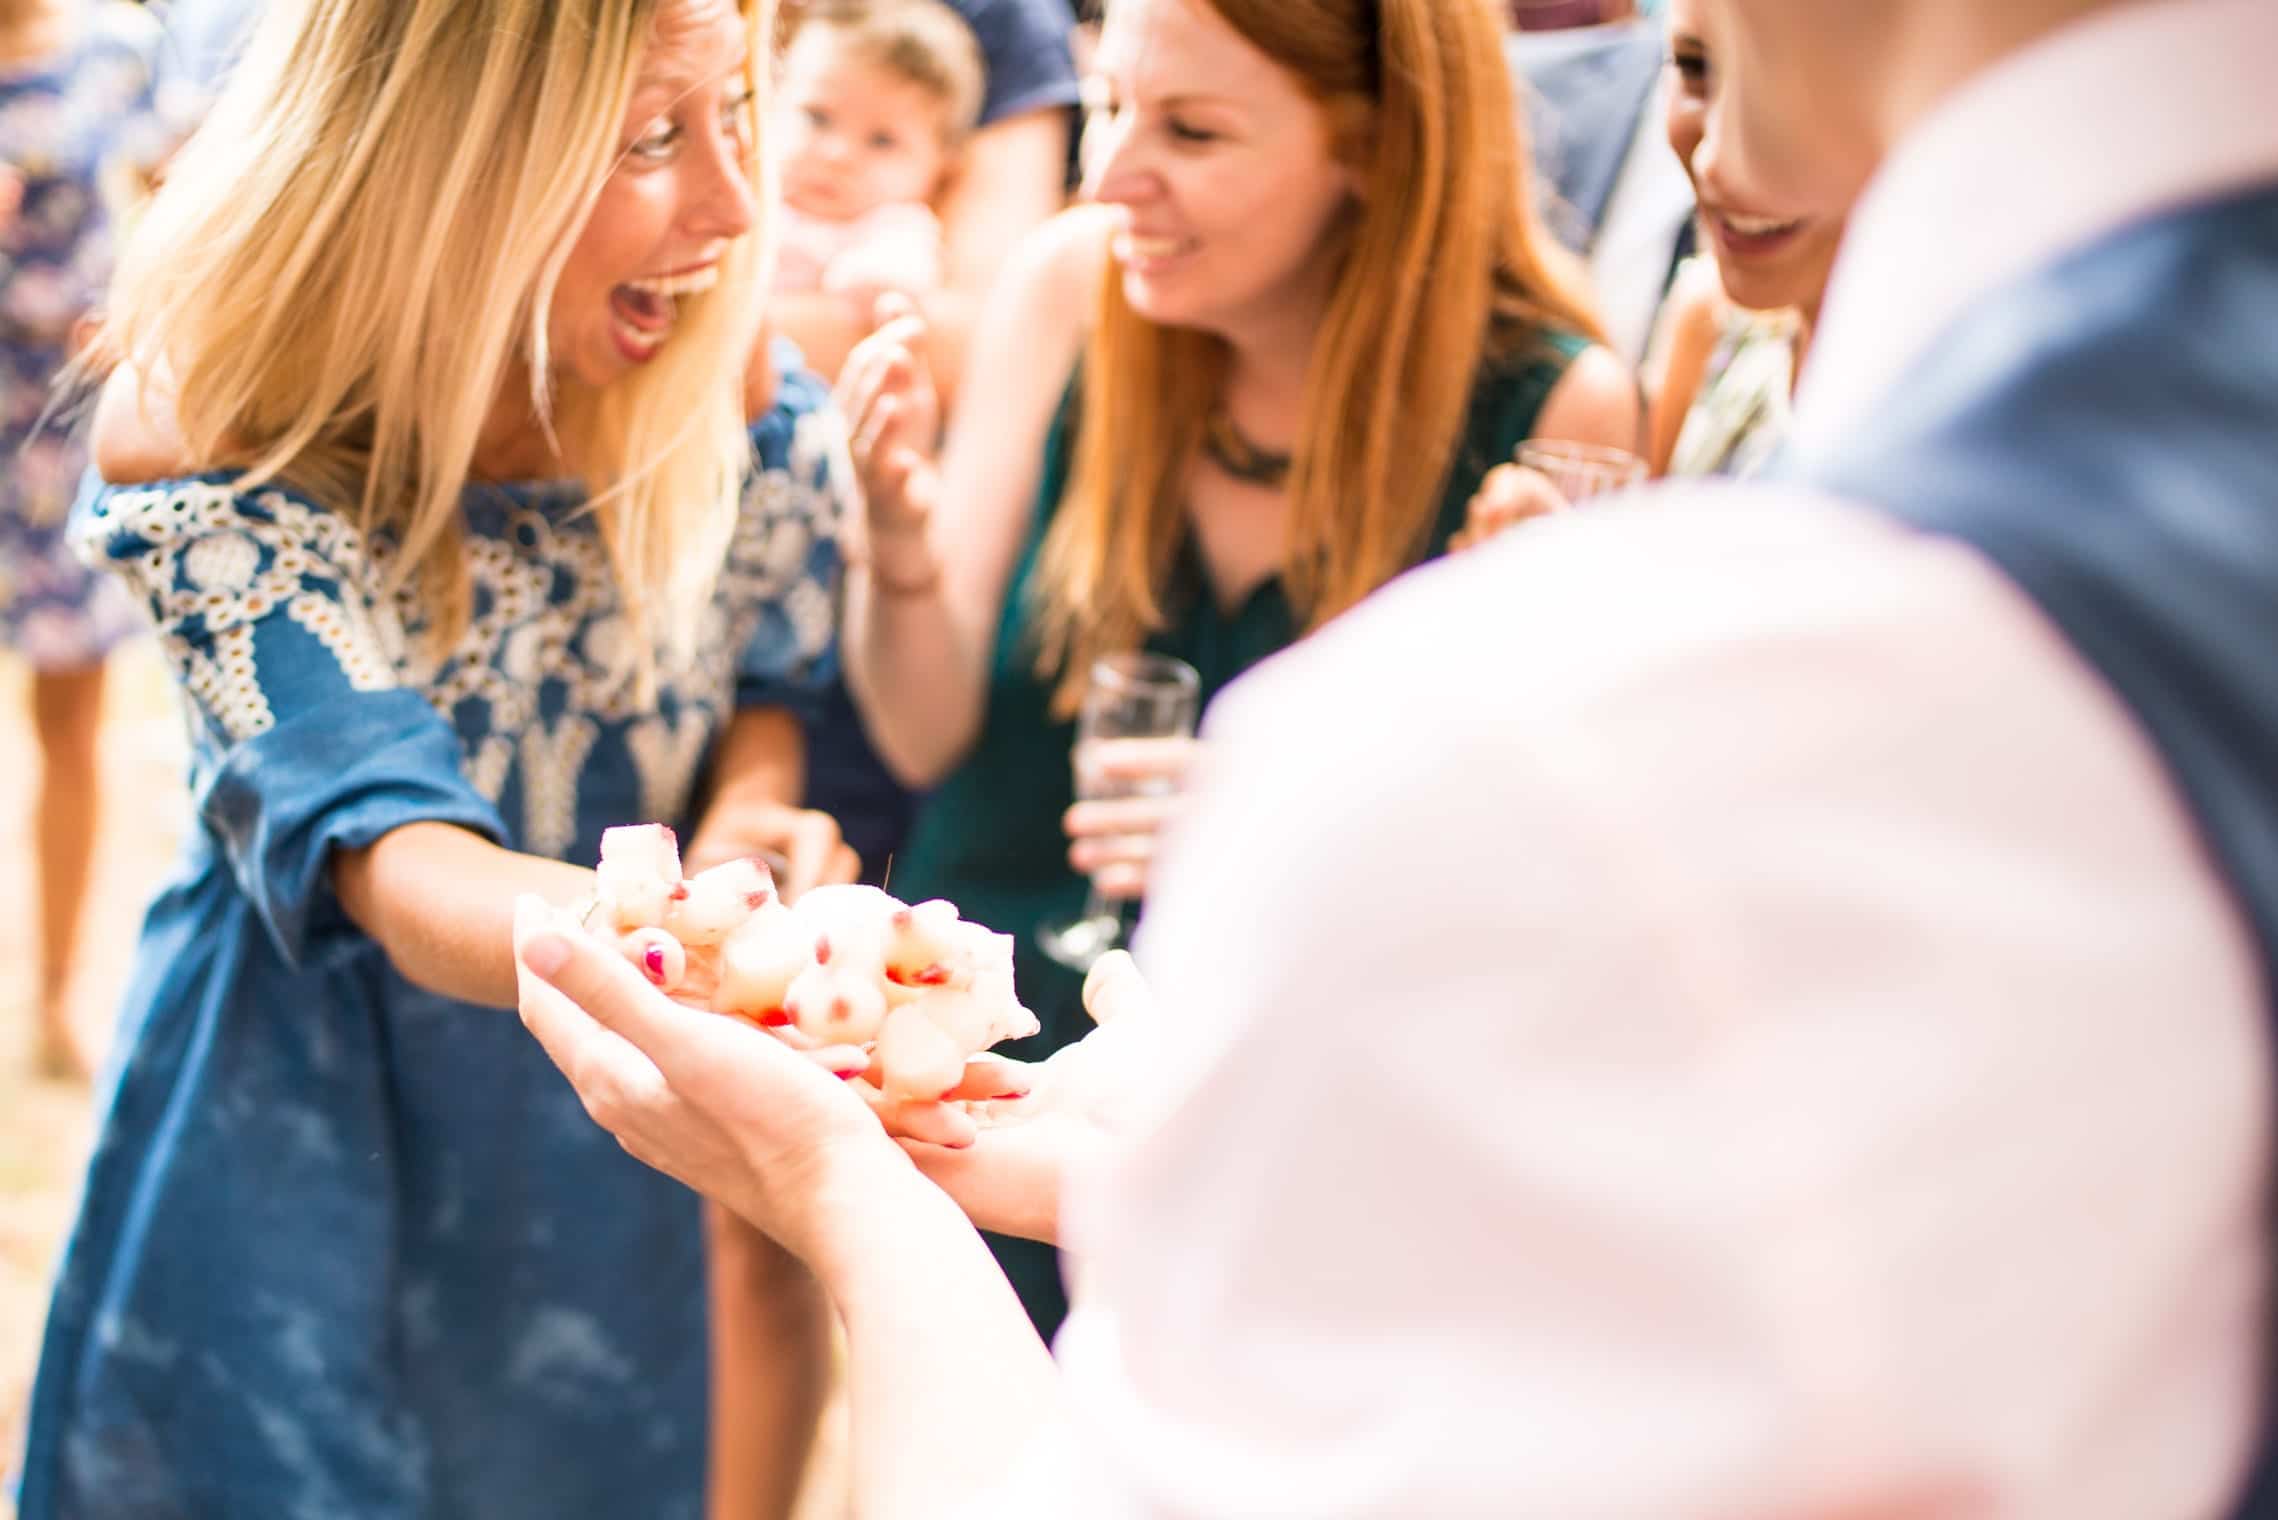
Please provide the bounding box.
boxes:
[874,1003,969,1102]
[715,902,810,1024]
[669,857,776,947]
[784,962,887,1045]
[623,927,689,995]
[883,898,965,983]
[945,921,1014,992]
[943,923,1039,1041]
[596,824,684,930]
[906,986,999,1050]
[788,884,901,974]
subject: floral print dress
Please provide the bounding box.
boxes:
[14,347,851,1519]
[0,2,165,668]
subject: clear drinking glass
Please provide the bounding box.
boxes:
[1517,440,1649,502]
[1036,652,1203,972]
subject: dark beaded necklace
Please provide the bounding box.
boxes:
[1201,406,1293,490]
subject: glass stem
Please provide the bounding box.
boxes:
[1081,878,1119,940]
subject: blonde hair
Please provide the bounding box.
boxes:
[787,0,987,145]
[1034,0,1603,714]
[100,0,773,667]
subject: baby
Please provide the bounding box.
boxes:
[771,0,985,302]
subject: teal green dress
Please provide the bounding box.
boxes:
[890,333,1588,1334]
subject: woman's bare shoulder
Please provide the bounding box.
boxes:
[91,360,206,485]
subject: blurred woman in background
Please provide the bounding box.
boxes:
[0,0,165,1080]
[834,0,1635,1339]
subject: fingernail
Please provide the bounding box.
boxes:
[834,1068,863,1081]
[523,932,569,977]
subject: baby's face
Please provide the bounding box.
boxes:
[774,32,953,222]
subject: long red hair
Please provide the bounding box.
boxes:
[1033,0,1602,713]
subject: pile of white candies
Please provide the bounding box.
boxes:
[587,825,1041,1101]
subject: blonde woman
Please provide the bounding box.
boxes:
[16,0,853,1514]
[835,0,1638,1336]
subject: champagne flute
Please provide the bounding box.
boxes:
[1517,439,1648,502]
[1036,653,1202,972]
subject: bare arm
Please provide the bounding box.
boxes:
[1643,264,1729,476]
[512,919,1063,1520]
[770,107,1071,404]
[332,705,852,1011]
[333,825,593,1009]
[822,1154,1064,1518]
[1529,341,1644,454]
[839,207,1107,787]
[678,703,852,1520]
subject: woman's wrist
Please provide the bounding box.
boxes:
[854,526,944,597]
[797,1141,954,1298]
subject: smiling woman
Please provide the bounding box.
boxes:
[11,0,867,1517]
[831,0,1638,1342]
[1643,0,1852,478]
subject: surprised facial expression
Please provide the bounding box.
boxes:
[552,0,760,388]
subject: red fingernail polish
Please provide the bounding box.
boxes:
[642,945,667,984]
[835,1068,863,1081]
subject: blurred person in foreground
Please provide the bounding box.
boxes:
[521,0,2278,1514]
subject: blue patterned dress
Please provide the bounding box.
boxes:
[12,348,850,1519]
[0,2,166,668]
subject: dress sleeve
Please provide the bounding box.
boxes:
[72,479,505,963]
[731,354,854,723]
[950,0,1081,126]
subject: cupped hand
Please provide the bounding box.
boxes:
[514,896,889,1263]
[895,950,1164,1244]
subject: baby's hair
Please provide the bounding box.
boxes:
[791,0,988,145]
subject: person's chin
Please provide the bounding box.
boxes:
[1120,269,1194,327]
[564,342,639,394]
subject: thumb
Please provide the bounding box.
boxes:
[514,894,724,1085]
[1082,950,1157,1027]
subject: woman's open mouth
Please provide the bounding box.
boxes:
[1704,206,1809,262]
[607,264,721,362]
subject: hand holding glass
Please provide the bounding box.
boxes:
[1037,653,1202,972]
